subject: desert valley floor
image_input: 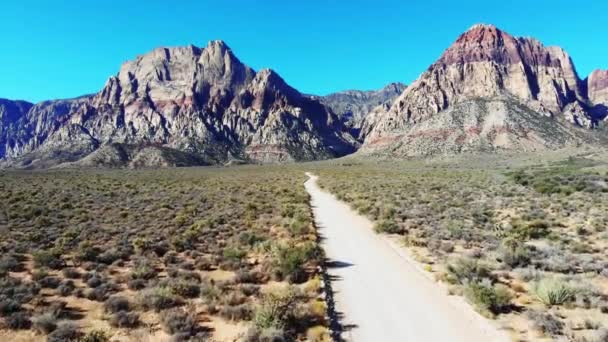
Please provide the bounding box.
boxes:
[1,148,608,341]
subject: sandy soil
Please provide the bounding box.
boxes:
[304,173,511,342]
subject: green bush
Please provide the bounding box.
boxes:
[464,281,512,316]
[32,313,57,334]
[253,288,298,329]
[272,243,319,283]
[223,246,247,262]
[532,277,575,306]
[76,242,101,262]
[446,258,492,285]
[109,311,139,328]
[138,286,181,312]
[374,220,400,234]
[499,239,530,268]
[130,259,156,280]
[5,312,32,329]
[169,278,200,298]
[287,216,310,236]
[508,220,550,240]
[80,330,110,342]
[32,250,63,269]
[160,308,196,335]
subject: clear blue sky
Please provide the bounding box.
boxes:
[2,0,607,103]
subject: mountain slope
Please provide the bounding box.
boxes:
[361,24,602,155]
[1,41,355,168]
[312,83,406,132]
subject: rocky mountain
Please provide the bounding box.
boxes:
[588,69,608,116]
[0,41,356,168]
[311,83,406,134]
[361,24,605,156]
[0,99,33,158]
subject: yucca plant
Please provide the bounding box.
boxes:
[531,277,575,306]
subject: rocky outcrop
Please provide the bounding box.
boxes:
[588,69,608,104]
[0,99,33,158]
[362,24,602,155]
[1,41,355,168]
[312,83,406,134]
[588,69,608,120]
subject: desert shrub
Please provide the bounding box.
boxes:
[508,220,550,240]
[287,216,310,236]
[272,243,319,283]
[97,249,123,265]
[445,258,492,285]
[80,330,110,342]
[464,281,512,316]
[0,255,21,273]
[0,277,40,306]
[104,296,130,313]
[374,220,401,234]
[139,286,181,312]
[195,256,214,271]
[47,322,81,342]
[235,269,261,284]
[130,258,156,280]
[109,311,139,328]
[536,247,577,273]
[259,327,287,342]
[127,279,146,290]
[532,277,576,306]
[253,288,298,330]
[200,282,221,304]
[33,250,63,269]
[239,284,260,297]
[239,231,265,247]
[38,276,62,289]
[5,311,31,329]
[57,280,75,296]
[221,290,247,306]
[219,304,252,321]
[169,279,200,298]
[32,312,58,334]
[223,246,247,262]
[498,239,530,268]
[61,267,81,279]
[85,283,118,302]
[76,242,102,262]
[164,252,181,265]
[86,276,104,288]
[160,308,196,335]
[307,326,330,342]
[32,269,49,281]
[47,301,67,317]
[0,298,22,316]
[526,310,563,337]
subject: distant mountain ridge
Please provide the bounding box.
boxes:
[361,24,608,156]
[310,83,406,135]
[2,25,608,167]
[0,41,356,168]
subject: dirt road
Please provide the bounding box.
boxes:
[304,173,510,342]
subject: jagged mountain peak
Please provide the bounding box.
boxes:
[361,24,600,156]
[467,23,497,31]
[0,40,355,168]
[437,25,577,74]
